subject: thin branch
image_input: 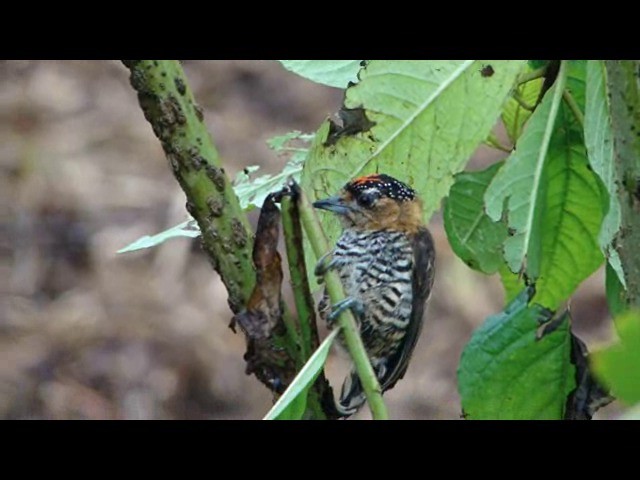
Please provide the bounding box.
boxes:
[294,184,389,420]
[281,195,317,362]
[512,89,535,111]
[281,193,338,419]
[518,66,547,85]
[562,89,585,128]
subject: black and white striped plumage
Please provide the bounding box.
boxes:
[314,174,435,417]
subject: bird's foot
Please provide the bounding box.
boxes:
[328,297,365,323]
[314,251,335,283]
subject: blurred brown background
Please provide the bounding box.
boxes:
[0,60,619,419]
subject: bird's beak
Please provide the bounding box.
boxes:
[312,195,351,215]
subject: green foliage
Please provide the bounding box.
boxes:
[485,65,567,280]
[485,62,604,310]
[606,262,627,318]
[117,219,200,253]
[124,60,640,420]
[303,60,526,221]
[444,162,509,274]
[233,131,313,210]
[585,60,626,287]
[458,289,575,419]
[264,328,340,420]
[278,61,363,88]
[301,60,525,290]
[592,310,640,406]
[118,131,312,253]
[502,69,543,144]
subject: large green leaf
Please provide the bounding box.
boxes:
[486,62,603,309]
[458,289,576,419]
[302,60,525,288]
[533,104,604,309]
[303,60,525,220]
[584,60,626,287]
[279,61,363,88]
[444,162,509,274]
[592,310,640,406]
[485,63,567,278]
[264,328,340,420]
[606,262,626,318]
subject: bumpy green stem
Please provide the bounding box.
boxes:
[296,188,389,420]
[605,60,640,307]
[122,60,255,313]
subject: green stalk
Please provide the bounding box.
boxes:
[281,195,317,363]
[295,188,389,420]
[122,60,254,313]
[281,193,337,419]
[518,66,548,85]
[562,89,585,128]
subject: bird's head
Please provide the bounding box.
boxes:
[313,174,423,233]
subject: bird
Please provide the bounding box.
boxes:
[313,173,435,417]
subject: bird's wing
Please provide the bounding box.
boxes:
[381,226,435,391]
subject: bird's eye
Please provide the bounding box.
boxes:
[357,193,377,209]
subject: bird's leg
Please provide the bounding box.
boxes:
[314,251,336,283]
[328,297,365,324]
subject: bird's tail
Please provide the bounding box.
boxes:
[336,368,367,417]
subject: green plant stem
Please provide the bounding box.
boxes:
[518,66,547,85]
[121,60,254,313]
[281,195,317,363]
[562,89,585,128]
[296,188,389,420]
[512,90,535,111]
[605,60,640,307]
[281,193,337,419]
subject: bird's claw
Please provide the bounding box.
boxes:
[314,251,335,281]
[328,297,365,323]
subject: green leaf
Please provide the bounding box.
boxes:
[485,62,568,278]
[592,310,640,405]
[502,69,543,144]
[233,131,312,211]
[485,60,603,310]
[119,131,313,254]
[458,289,576,419]
[585,60,626,287]
[117,218,200,253]
[533,104,604,309]
[302,60,525,289]
[528,60,549,70]
[278,61,363,88]
[499,263,523,304]
[566,60,587,112]
[264,328,340,420]
[444,162,509,274]
[606,261,627,318]
[303,60,525,221]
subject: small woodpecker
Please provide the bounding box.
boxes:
[313,173,435,417]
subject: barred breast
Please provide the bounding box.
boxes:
[328,229,414,359]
